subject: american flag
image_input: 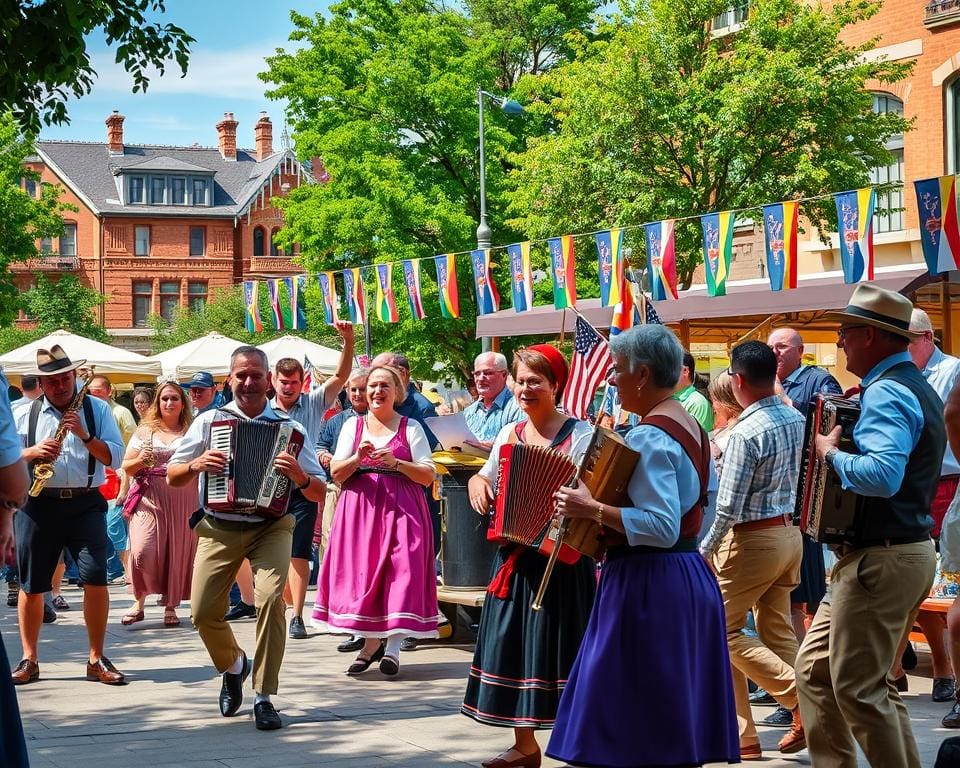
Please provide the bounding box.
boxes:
[562,315,613,419]
[301,356,315,393]
[639,291,663,325]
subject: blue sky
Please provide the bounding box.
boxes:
[40,0,332,147]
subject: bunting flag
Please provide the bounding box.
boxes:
[293,275,308,330]
[318,271,339,325]
[243,280,262,333]
[595,228,625,308]
[402,259,426,320]
[267,278,284,330]
[914,176,960,275]
[762,202,799,291]
[434,253,460,319]
[343,266,366,325]
[507,242,533,313]
[280,277,295,329]
[548,235,577,309]
[471,249,500,315]
[834,187,876,284]
[701,211,735,297]
[375,262,399,323]
[609,288,637,336]
[644,220,678,301]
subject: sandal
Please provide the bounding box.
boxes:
[121,610,144,626]
[163,610,181,627]
[347,642,384,675]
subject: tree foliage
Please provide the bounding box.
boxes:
[20,274,108,341]
[0,0,193,133]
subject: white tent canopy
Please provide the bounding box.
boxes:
[258,335,342,375]
[0,329,162,384]
[150,332,245,380]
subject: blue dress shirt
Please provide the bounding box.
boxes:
[782,365,842,417]
[0,374,21,468]
[463,387,524,442]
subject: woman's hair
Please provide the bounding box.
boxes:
[513,348,561,404]
[708,371,743,419]
[133,387,154,406]
[367,365,406,406]
[609,325,683,388]
[140,382,193,432]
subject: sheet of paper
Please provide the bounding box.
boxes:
[425,412,488,456]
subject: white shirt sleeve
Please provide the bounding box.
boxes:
[169,411,215,465]
[333,416,358,460]
[478,423,517,484]
[127,431,144,452]
[406,420,436,469]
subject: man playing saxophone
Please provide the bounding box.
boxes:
[10,345,127,687]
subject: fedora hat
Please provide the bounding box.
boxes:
[827,283,920,340]
[32,345,86,376]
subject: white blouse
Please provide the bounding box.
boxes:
[333,415,436,469]
[477,419,594,485]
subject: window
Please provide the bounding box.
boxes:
[713,2,748,30]
[40,237,52,254]
[135,226,150,257]
[133,281,152,327]
[150,177,165,204]
[188,281,208,313]
[871,93,904,233]
[189,226,205,257]
[192,178,207,205]
[129,176,145,203]
[60,223,77,256]
[171,177,186,205]
[159,281,179,322]
[270,227,281,257]
[253,226,265,257]
[950,78,960,174]
[24,179,37,198]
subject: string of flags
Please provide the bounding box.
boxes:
[243,177,950,333]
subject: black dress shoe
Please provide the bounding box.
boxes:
[748,687,776,705]
[288,616,307,639]
[254,700,282,730]
[347,643,385,675]
[224,601,256,621]
[337,636,364,653]
[934,677,957,703]
[400,637,417,652]
[945,699,960,728]
[219,652,251,717]
[760,706,793,727]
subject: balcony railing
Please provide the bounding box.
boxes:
[14,253,78,272]
[925,0,960,28]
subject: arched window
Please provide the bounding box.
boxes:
[949,78,960,174]
[270,227,282,257]
[870,93,904,233]
[253,226,265,257]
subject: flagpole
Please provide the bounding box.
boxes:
[557,306,568,350]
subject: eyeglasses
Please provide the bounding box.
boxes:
[473,369,506,378]
[837,325,867,340]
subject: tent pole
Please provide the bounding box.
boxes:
[680,319,691,349]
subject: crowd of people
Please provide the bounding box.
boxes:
[0,282,959,767]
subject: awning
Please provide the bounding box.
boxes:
[148,332,246,379]
[257,335,342,375]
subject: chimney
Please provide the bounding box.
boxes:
[105,111,125,155]
[310,156,330,183]
[216,112,238,161]
[254,111,273,161]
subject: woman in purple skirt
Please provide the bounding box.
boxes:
[548,325,739,767]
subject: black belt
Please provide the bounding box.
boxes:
[840,535,930,553]
[38,487,96,499]
[606,537,698,559]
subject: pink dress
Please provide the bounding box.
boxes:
[311,416,441,638]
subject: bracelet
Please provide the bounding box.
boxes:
[81,434,94,444]
[297,477,311,491]
[392,459,401,470]
[594,503,603,525]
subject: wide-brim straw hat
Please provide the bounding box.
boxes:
[31,344,86,376]
[826,283,920,340]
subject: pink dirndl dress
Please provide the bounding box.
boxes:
[311,415,440,638]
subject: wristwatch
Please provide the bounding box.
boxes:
[824,447,839,468]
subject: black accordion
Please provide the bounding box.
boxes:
[796,394,868,544]
[204,418,305,519]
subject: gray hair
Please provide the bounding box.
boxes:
[609,325,683,388]
[474,351,507,370]
[909,308,933,333]
[230,345,269,371]
[348,368,370,385]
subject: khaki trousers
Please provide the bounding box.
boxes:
[191,514,294,695]
[318,485,340,562]
[715,524,803,744]
[796,539,935,768]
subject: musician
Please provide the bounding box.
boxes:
[462,345,596,768]
[462,351,522,449]
[797,284,945,768]
[11,345,127,687]
[168,346,326,731]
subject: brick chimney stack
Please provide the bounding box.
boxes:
[216,112,238,161]
[255,112,273,161]
[106,111,125,155]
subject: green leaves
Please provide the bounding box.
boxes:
[20,274,108,341]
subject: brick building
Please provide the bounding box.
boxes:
[16,111,317,352]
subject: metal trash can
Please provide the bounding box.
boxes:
[439,466,497,589]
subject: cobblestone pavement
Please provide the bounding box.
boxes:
[1,583,954,767]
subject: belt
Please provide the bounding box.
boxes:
[606,538,698,559]
[38,487,96,499]
[734,513,792,532]
[838,535,930,554]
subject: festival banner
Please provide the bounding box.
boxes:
[402,259,426,320]
[292,275,308,330]
[471,249,500,316]
[914,176,960,275]
[609,288,636,336]
[375,262,399,323]
[834,187,876,284]
[267,279,285,330]
[595,228,625,308]
[318,271,339,325]
[243,280,263,333]
[342,267,366,325]
[548,235,576,309]
[506,242,533,313]
[644,220,678,301]
[280,277,296,329]
[434,253,460,319]
[700,211,735,297]
[762,201,799,291]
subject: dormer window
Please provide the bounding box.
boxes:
[118,156,214,207]
[192,178,208,205]
[171,177,186,205]
[129,176,145,203]
[151,177,166,204]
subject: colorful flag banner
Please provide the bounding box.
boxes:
[762,202,799,291]
[701,211,735,297]
[280,277,295,329]
[609,289,637,336]
[595,228,625,308]
[342,267,366,325]
[914,176,960,275]
[506,242,533,313]
[434,253,460,319]
[644,220,678,301]
[292,275,308,330]
[267,279,285,330]
[375,263,399,323]
[243,280,262,333]
[548,235,577,309]
[402,259,426,320]
[834,187,876,284]
[562,314,612,419]
[318,271,339,325]
[470,249,500,316]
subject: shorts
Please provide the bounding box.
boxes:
[15,492,109,593]
[289,491,319,561]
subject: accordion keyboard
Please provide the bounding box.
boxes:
[206,423,233,505]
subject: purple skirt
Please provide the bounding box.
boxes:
[546,548,739,767]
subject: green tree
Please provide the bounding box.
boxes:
[508,0,911,287]
[20,274,108,341]
[1,0,193,133]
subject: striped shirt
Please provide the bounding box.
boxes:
[699,395,804,556]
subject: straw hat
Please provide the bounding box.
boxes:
[31,344,86,376]
[826,283,920,340]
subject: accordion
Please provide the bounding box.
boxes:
[205,418,305,519]
[797,394,868,544]
[488,427,638,562]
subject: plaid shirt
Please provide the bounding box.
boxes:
[700,395,804,556]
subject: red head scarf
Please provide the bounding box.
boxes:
[526,343,569,398]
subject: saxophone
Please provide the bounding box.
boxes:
[28,367,96,497]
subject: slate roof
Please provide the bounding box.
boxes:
[36,141,301,218]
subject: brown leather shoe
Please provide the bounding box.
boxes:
[11,658,39,685]
[86,656,127,685]
[778,707,806,753]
